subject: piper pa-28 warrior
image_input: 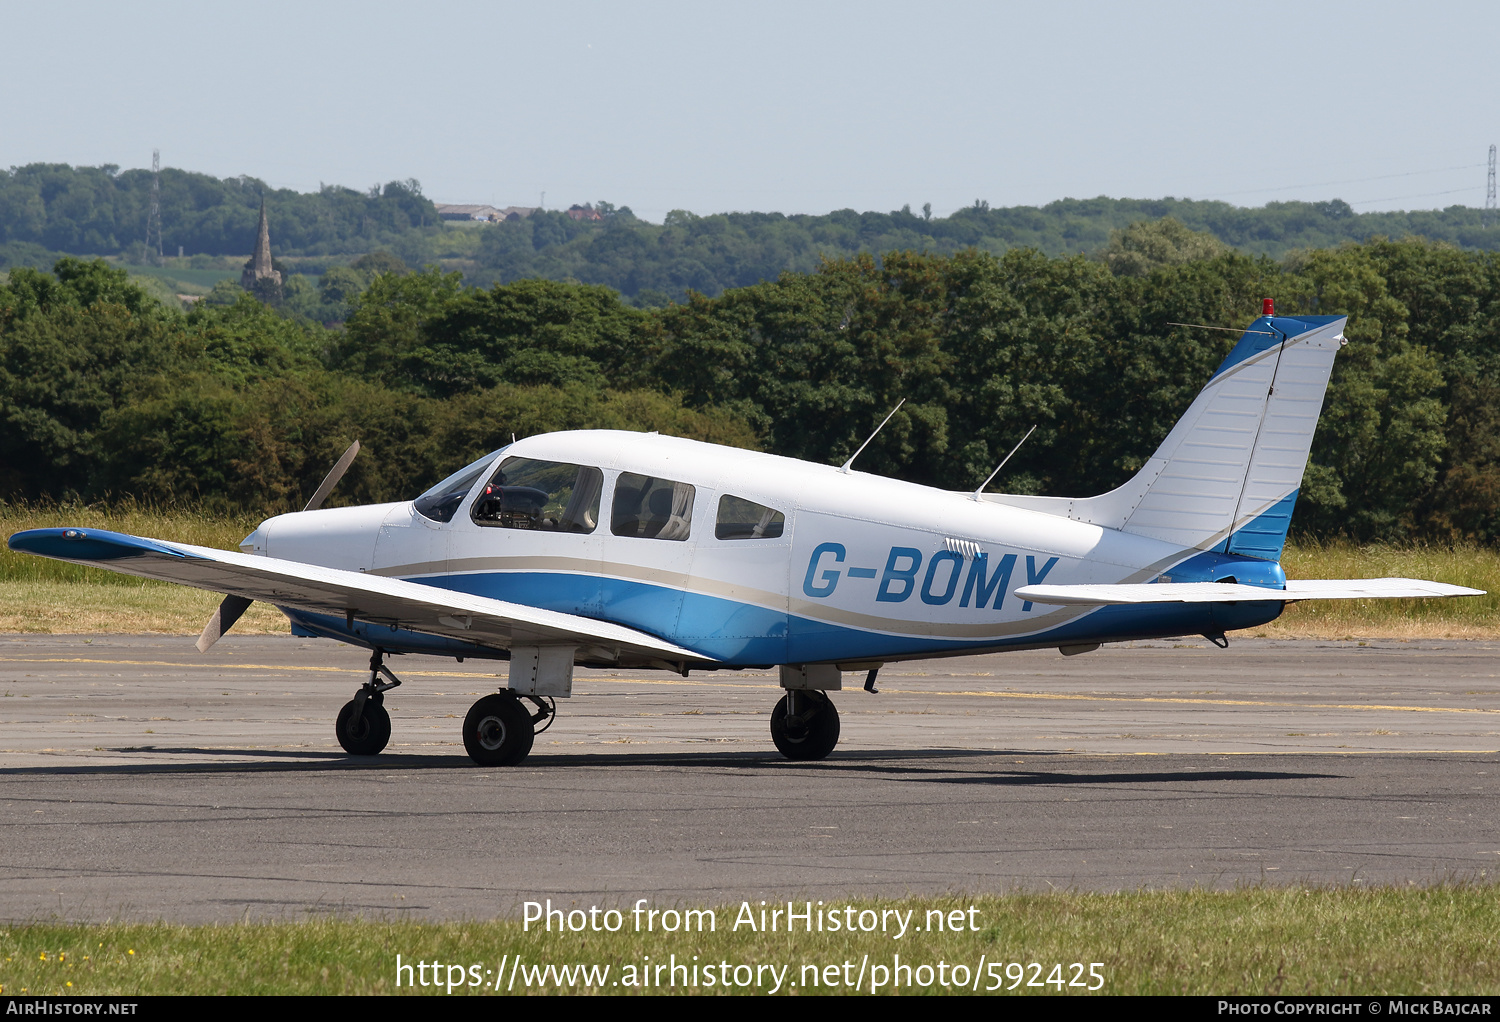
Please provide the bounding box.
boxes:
[8,302,1484,765]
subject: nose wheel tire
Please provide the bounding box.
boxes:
[336,695,391,755]
[770,691,840,761]
[463,693,535,766]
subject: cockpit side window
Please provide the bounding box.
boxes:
[715,495,785,540]
[611,472,695,541]
[413,452,499,523]
[471,458,603,533]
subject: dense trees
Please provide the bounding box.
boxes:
[4,239,1500,545]
[0,260,751,509]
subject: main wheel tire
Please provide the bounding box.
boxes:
[770,691,840,761]
[336,696,391,755]
[463,693,535,766]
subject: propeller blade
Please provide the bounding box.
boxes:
[196,594,253,653]
[303,440,361,512]
[196,442,359,652]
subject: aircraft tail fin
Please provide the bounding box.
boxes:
[984,312,1347,559]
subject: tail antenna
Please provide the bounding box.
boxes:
[971,424,1037,501]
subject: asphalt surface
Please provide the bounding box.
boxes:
[2,634,1498,922]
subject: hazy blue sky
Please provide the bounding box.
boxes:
[5,1,1496,221]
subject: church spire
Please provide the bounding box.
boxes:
[252,200,273,272]
[241,198,283,294]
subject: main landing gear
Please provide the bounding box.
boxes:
[462,691,555,766]
[770,689,841,760]
[768,663,868,761]
[335,649,402,755]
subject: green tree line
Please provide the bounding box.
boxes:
[3,236,1498,545]
[467,199,1500,303]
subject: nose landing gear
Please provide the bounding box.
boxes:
[335,649,403,756]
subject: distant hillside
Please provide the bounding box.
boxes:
[458,198,1500,302]
[0,163,435,263]
[3,163,1497,300]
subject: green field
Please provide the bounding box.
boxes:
[116,262,242,290]
[1,505,1494,637]
[2,888,1496,995]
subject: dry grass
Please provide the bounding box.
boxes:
[0,503,262,586]
[0,504,290,634]
[1266,540,1500,639]
[0,580,289,634]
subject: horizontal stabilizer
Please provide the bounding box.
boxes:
[8,527,711,663]
[1015,578,1485,607]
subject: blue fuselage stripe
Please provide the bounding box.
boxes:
[284,569,1284,666]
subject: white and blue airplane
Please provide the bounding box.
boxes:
[8,306,1483,765]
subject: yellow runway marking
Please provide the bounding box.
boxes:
[5,657,1499,714]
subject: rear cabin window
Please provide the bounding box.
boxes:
[611,473,695,541]
[715,495,786,540]
[471,458,602,533]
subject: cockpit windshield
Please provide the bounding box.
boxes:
[413,448,505,523]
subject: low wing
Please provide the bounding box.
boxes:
[1015,578,1485,607]
[7,528,711,663]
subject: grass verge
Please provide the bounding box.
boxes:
[1263,541,1500,639]
[0,504,288,634]
[2,888,1497,995]
[1,505,1496,638]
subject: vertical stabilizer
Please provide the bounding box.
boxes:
[1220,325,1345,558]
[982,314,1346,559]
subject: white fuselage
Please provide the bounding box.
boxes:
[246,430,1284,666]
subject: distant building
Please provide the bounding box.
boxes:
[566,204,602,222]
[434,203,539,222]
[434,203,505,221]
[241,201,282,292]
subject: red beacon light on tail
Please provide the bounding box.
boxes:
[1263,298,1276,317]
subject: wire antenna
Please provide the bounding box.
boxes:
[839,399,905,474]
[971,424,1037,500]
[1166,322,1276,336]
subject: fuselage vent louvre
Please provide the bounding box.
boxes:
[943,537,981,560]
